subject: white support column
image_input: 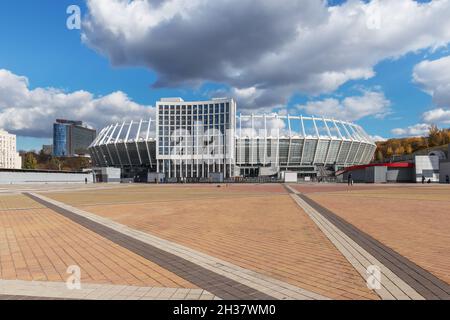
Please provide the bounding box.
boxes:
[352,142,363,165]
[239,114,243,166]
[263,114,267,166]
[312,117,321,165]
[359,144,370,164]
[300,116,306,165]
[251,113,255,165]
[323,118,333,164]
[91,127,107,148]
[106,124,119,166]
[97,125,113,166]
[342,123,355,166]
[276,115,280,170]
[333,120,345,164]
[90,144,102,167]
[347,124,362,164]
[124,121,133,166]
[287,115,292,167]
[323,117,332,138]
[169,160,171,178]
[115,122,126,168]
[196,121,199,178]
[145,118,152,168]
[99,125,113,146]
[135,119,143,165]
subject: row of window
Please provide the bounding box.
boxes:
[159,115,230,125]
[158,103,230,115]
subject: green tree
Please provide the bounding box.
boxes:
[23,153,37,170]
[48,158,61,171]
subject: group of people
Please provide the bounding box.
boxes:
[422,175,450,184]
[421,176,432,184]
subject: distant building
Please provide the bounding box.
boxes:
[42,144,53,155]
[0,129,22,169]
[53,119,96,157]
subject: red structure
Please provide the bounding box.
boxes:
[337,162,415,176]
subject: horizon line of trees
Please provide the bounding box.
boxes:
[20,149,91,171]
[375,125,450,162]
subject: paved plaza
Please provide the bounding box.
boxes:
[0,183,449,300]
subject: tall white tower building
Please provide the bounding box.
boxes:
[0,129,22,169]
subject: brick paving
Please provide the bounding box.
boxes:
[44,184,287,207]
[290,184,396,195]
[0,194,195,289]
[306,186,450,287]
[3,183,447,300]
[0,194,44,211]
[0,279,215,300]
[44,186,378,300]
[27,192,327,300]
[285,186,424,300]
[299,194,449,300]
[27,193,280,300]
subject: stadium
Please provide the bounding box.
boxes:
[88,98,376,181]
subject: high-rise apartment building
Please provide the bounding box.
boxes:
[0,129,22,169]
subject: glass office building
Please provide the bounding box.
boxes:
[53,119,97,157]
[89,98,377,179]
[53,123,68,157]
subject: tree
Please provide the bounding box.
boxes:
[48,158,61,171]
[23,153,38,170]
[386,147,394,158]
[395,146,405,155]
[405,144,413,154]
[428,124,441,147]
[375,150,384,162]
[37,149,51,163]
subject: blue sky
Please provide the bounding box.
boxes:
[1,0,450,150]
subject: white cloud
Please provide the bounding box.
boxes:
[422,108,450,124]
[413,55,450,124]
[413,55,450,107]
[82,0,450,109]
[391,123,430,137]
[0,69,154,138]
[370,135,387,142]
[296,90,391,121]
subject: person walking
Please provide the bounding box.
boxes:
[422,176,426,184]
[348,173,353,186]
[446,175,450,184]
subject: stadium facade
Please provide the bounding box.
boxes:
[89,98,376,180]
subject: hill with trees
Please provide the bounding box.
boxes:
[375,125,450,162]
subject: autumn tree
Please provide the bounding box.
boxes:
[405,144,413,154]
[375,150,384,162]
[386,146,394,158]
[395,146,405,155]
[428,125,441,147]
